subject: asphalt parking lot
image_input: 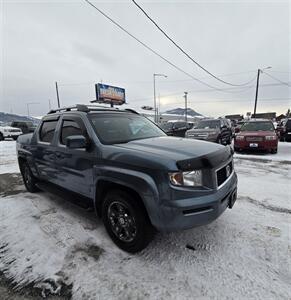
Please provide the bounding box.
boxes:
[0,141,290,300]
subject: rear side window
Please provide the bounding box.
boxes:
[175,122,187,129]
[39,120,58,143]
[60,120,82,144]
[286,120,291,130]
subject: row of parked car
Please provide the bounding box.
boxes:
[160,117,291,154]
[160,118,233,144]
[0,121,36,141]
[276,118,291,142]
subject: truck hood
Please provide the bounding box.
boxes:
[115,136,232,170]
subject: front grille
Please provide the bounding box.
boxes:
[216,161,233,187]
[246,136,263,142]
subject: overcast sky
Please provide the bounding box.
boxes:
[0,0,290,118]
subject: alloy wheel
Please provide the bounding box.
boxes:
[107,201,137,243]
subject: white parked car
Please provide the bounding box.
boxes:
[0,126,22,141]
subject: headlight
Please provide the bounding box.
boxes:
[235,136,244,140]
[265,136,277,140]
[169,170,202,187]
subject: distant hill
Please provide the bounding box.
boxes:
[163,107,203,117]
[0,112,40,125]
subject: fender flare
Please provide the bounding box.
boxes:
[93,166,161,227]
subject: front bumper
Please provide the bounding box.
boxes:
[234,139,278,151]
[154,172,238,232]
[3,133,22,139]
[187,135,217,142]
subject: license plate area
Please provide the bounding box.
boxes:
[249,143,258,147]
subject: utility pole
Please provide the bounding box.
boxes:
[153,74,157,123]
[253,66,272,117]
[253,69,261,118]
[55,82,60,108]
[184,92,188,122]
[26,102,40,117]
[48,99,51,111]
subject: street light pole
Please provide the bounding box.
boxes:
[184,92,188,122]
[153,73,167,123]
[27,103,30,117]
[253,66,271,117]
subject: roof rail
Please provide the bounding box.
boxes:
[47,104,139,115]
[48,104,89,114]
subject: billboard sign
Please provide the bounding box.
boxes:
[94,83,126,105]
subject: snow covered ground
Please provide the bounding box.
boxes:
[0,140,290,299]
[234,141,291,163]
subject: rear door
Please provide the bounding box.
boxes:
[34,116,59,183]
[54,115,97,198]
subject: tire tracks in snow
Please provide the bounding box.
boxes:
[240,196,291,214]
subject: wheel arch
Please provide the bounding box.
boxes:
[93,175,160,229]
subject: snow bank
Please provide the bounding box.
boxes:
[0,141,19,174]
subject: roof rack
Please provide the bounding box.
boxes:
[47,104,139,115]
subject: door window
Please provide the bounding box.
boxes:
[60,120,83,145]
[39,120,58,143]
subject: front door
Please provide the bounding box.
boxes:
[54,115,97,198]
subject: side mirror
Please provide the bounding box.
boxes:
[66,135,87,149]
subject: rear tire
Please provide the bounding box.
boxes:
[0,133,4,141]
[271,148,277,154]
[216,136,222,144]
[102,190,155,253]
[20,162,40,193]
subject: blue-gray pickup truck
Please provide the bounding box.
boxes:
[16,104,237,253]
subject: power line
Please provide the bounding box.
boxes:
[263,71,291,87]
[58,70,256,86]
[154,97,291,106]
[132,81,291,103]
[131,0,256,87]
[83,0,252,93]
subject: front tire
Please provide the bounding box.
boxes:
[21,162,39,193]
[102,190,155,253]
[0,133,4,141]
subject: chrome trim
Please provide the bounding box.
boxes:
[215,159,234,190]
[184,208,214,217]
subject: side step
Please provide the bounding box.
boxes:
[36,181,94,212]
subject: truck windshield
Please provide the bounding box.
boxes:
[89,113,166,144]
[160,123,173,131]
[240,121,274,131]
